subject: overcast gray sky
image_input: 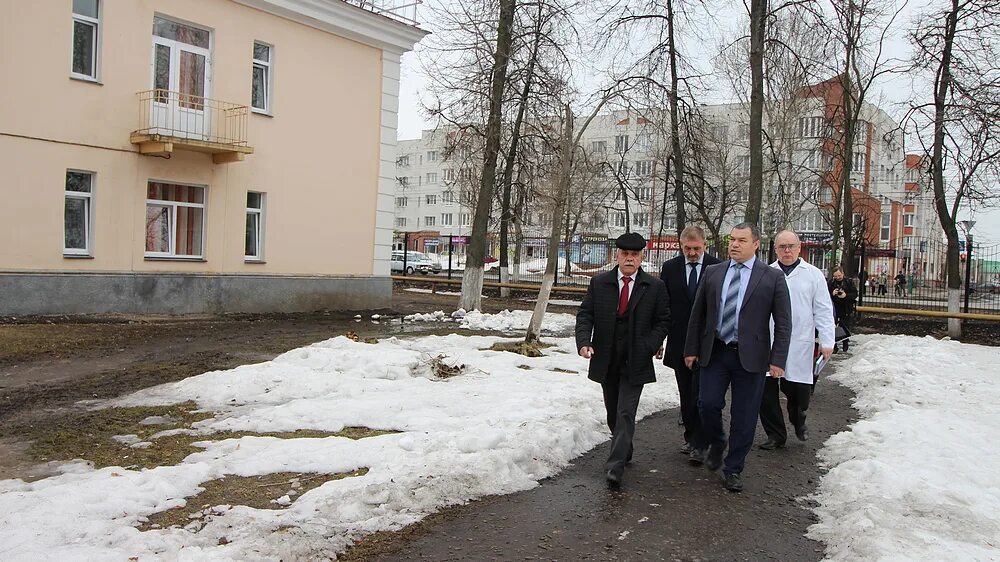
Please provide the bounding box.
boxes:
[396,0,1000,244]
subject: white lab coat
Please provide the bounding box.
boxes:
[768,259,836,384]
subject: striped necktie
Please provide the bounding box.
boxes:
[719,262,745,344]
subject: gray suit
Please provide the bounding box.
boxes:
[684,259,792,372]
[683,258,792,476]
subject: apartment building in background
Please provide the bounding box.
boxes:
[0,0,425,314]
[393,75,942,272]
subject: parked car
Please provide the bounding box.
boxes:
[390,251,439,275]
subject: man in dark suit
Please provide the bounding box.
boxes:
[657,225,720,463]
[684,223,792,492]
[576,232,670,488]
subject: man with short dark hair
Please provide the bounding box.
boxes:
[658,225,720,463]
[684,223,792,492]
[577,232,670,488]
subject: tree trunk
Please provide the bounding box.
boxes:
[745,0,766,225]
[933,0,962,338]
[667,0,686,236]
[460,0,517,312]
[498,13,540,298]
[527,105,573,343]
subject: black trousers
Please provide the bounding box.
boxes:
[673,361,703,448]
[759,376,811,444]
[602,363,643,475]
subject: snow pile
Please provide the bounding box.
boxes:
[460,309,577,334]
[809,334,1000,561]
[403,309,578,335]
[0,334,679,560]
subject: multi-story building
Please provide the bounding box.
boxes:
[392,76,943,272]
[1,0,425,314]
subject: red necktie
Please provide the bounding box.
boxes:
[618,276,631,316]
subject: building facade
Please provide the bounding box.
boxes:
[0,0,425,314]
[392,76,943,274]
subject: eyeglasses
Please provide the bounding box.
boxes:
[777,244,800,251]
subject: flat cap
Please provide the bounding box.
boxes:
[615,232,647,251]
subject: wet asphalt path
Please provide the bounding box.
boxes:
[368,360,856,562]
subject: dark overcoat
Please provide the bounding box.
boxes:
[659,253,721,369]
[575,267,670,385]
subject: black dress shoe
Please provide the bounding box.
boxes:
[758,438,785,450]
[689,448,707,465]
[606,470,622,487]
[679,442,693,454]
[843,340,850,351]
[705,445,724,471]
[724,472,744,492]
[795,425,809,441]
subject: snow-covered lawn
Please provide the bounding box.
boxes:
[0,312,677,561]
[809,334,1000,561]
[4,320,998,561]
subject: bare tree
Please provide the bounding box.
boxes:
[826,0,906,277]
[907,0,1000,336]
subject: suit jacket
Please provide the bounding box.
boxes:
[683,258,792,373]
[659,253,721,369]
[575,267,670,385]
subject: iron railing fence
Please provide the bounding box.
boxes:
[393,232,1000,314]
[345,0,421,26]
[133,89,250,148]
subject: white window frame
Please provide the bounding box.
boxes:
[396,196,407,207]
[903,213,914,227]
[426,172,438,184]
[424,215,436,227]
[880,211,891,242]
[426,194,437,205]
[64,170,94,256]
[441,213,453,226]
[461,213,471,227]
[245,191,265,261]
[427,150,438,162]
[144,181,207,259]
[251,41,273,114]
[71,0,101,81]
[395,217,407,228]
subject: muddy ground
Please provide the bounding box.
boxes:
[1,286,997,560]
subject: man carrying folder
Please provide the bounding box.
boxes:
[758,230,835,450]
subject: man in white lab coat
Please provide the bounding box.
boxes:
[758,230,835,449]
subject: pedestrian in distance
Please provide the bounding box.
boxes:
[829,267,857,352]
[858,269,868,298]
[684,223,792,492]
[576,232,670,488]
[878,272,888,296]
[655,225,721,465]
[894,270,907,297]
[758,231,835,451]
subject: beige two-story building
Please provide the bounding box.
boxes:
[0,0,425,314]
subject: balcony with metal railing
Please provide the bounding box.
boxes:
[344,0,421,26]
[130,90,254,164]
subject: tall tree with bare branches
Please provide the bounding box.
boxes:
[907,0,1000,337]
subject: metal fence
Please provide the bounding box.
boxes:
[394,231,1000,315]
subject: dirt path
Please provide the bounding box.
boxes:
[342,361,855,562]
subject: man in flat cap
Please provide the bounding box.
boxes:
[576,232,670,487]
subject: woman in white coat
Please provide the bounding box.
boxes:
[758,231,836,449]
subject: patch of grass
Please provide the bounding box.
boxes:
[428,354,466,378]
[489,341,551,357]
[138,468,368,532]
[5,402,397,469]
